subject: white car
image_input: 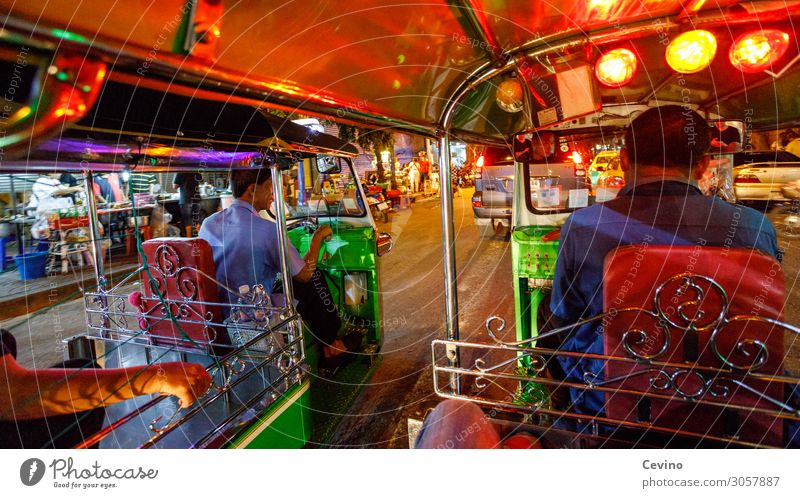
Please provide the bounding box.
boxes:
[733,150,800,201]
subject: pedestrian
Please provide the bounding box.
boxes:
[173,172,203,236]
[408,158,420,193]
[418,151,430,189]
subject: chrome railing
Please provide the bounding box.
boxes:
[432,274,800,448]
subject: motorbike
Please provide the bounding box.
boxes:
[365,184,390,223]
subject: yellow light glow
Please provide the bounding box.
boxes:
[13,105,32,120]
[595,48,638,86]
[589,0,615,17]
[687,0,707,12]
[666,30,717,74]
[729,30,790,73]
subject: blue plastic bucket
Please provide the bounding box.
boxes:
[14,251,49,280]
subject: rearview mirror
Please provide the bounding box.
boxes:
[377,232,393,256]
[317,156,342,174]
[709,120,744,152]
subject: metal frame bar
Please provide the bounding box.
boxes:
[76,327,304,449]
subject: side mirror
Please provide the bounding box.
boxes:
[377,231,393,256]
[317,156,342,174]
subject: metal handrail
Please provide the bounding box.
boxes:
[76,327,305,449]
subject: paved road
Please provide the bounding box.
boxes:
[327,189,516,448]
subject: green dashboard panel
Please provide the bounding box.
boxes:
[288,222,377,271]
[511,226,560,279]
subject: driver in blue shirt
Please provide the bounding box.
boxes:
[199,167,357,365]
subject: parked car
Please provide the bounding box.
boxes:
[471,146,514,227]
[733,150,800,201]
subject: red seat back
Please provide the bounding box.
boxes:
[140,237,226,347]
[602,246,784,445]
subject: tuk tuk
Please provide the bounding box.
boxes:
[0,76,390,448]
[1,0,800,448]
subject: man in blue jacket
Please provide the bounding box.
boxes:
[550,105,781,415]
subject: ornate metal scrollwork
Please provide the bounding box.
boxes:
[485,316,508,345]
[148,403,182,435]
[175,268,199,300]
[473,353,547,391]
[620,319,670,361]
[210,358,247,392]
[148,274,167,297]
[475,354,546,375]
[710,321,769,372]
[154,243,181,277]
[654,274,728,332]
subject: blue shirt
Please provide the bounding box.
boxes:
[550,179,780,414]
[93,175,116,203]
[199,200,305,305]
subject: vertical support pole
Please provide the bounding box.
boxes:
[438,134,460,394]
[269,162,303,360]
[297,160,306,206]
[83,171,106,288]
[9,174,18,219]
[8,175,22,255]
[83,170,109,331]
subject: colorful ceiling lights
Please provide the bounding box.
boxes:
[666,30,717,74]
[595,48,638,86]
[729,29,790,73]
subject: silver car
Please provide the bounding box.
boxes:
[733,150,800,201]
[472,146,514,227]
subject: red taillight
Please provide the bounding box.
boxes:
[475,155,484,178]
[734,174,761,183]
[571,151,583,164]
[472,194,482,208]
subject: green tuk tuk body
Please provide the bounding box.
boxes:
[511,163,570,349]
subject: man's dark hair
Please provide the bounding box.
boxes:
[229,168,271,198]
[624,105,711,170]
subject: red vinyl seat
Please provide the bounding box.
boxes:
[139,237,227,347]
[602,246,785,446]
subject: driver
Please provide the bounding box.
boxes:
[199,167,359,367]
[549,105,780,415]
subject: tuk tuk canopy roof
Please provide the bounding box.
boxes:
[2,0,800,146]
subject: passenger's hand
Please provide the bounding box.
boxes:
[156,362,212,407]
[313,225,333,242]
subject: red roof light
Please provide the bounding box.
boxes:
[730,30,790,73]
[595,48,637,87]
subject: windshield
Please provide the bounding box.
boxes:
[523,135,626,214]
[284,156,367,220]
